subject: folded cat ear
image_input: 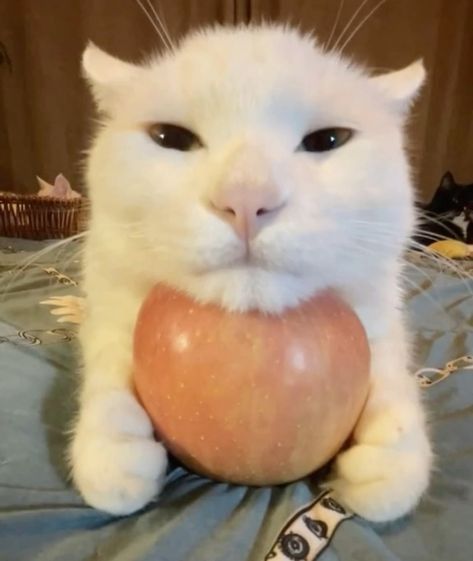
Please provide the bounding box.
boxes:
[371,60,425,113]
[82,42,139,113]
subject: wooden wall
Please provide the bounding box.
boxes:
[1,0,472,200]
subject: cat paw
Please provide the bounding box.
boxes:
[328,443,431,522]
[71,390,168,515]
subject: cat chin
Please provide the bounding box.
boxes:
[165,266,325,314]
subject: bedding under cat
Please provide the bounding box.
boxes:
[71,24,432,522]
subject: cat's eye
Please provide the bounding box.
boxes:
[300,128,353,153]
[148,123,202,151]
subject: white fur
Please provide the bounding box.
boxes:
[72,25,432,520]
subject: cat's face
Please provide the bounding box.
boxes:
[426,171,473,215]
[84,26,424,312]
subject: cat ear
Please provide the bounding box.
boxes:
[54,173,81,199]
[36,176,55,196]
[54,173,71,197]
[371,60,425,112]
[82,42,138,113]
[440,171,455,189]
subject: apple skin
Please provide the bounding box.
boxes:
[133,286,370,486]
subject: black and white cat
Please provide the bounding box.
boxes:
[71,25,432,522]
[415,171,473,245]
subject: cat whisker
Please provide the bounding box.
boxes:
[416,208,456,219]
[398,274,450,315]
[338,0,389,53]
[0,232,86,300]
[409,242,473,292]
[143,0,175,51]
[325,0,346,52]
[350,218,469,244]
[415,211,469,241]
[351,223,463,258]
[57,247,85,276]
[348,224,467,269]
[331,0,371,52]
[337,240,430,289]
[339,238,450,312]
[349,229,473,299]
[135,0,174,52]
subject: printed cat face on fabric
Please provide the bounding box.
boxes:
[83,26,424,313]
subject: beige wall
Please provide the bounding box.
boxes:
[1,0,472,200]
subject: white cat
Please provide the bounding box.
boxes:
[70,25,432,521]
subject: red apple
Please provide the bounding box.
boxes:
[133,286,370,486]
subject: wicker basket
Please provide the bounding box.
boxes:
[0,192,88,240]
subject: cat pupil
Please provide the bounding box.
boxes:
[301,128,353,152]
[148,123,201,151]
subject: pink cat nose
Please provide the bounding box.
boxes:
[210,182,287,240]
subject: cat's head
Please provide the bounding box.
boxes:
[430,171,463,214]
[83,25,424,313]
[425,171,472,215]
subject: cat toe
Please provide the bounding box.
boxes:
[71,431,168,515]
[328,444,430,522]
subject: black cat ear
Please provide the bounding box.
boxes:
[440,171,455,189]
